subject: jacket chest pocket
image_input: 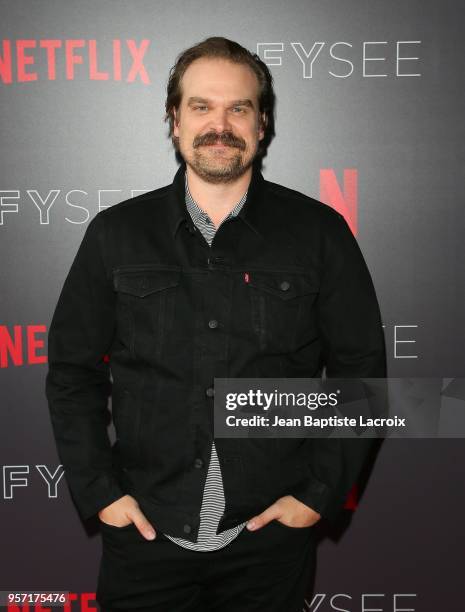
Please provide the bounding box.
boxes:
[113,267,181,360]
[247,272,319,353]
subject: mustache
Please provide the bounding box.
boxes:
[193,131,246,150]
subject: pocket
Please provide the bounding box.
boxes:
[271,519,314,532]
[247,272,319,353]
[99,518,136,531]
[112,266,181,360]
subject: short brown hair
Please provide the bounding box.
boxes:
[164,36,275,158]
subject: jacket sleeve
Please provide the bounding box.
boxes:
[45,212,125,521]
[290,209,387,522]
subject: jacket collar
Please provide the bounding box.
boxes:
[168,159,265,239]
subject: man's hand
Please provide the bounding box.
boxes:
[246,495,321,531]
[98,494,156,540]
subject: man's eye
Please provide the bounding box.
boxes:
[232,107,245,113]
[194,105,207,111]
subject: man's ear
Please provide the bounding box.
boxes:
[173,108,180,137]
[258,112,267,141]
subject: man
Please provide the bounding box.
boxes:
[46,36,386,611]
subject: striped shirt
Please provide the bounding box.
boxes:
[162,171,249,551]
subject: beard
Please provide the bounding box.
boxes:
[175,130,258,184]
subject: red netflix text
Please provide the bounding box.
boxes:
[0,325,47,367]
[0,39,151,84]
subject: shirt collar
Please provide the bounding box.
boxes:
[184,170,248,227]
[168,160,265,239]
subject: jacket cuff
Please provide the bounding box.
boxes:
[288,471,333,518]
[66,470,126,521]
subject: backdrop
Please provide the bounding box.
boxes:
[1,1,464,610]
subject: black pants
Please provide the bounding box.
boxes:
[96,519,317,612]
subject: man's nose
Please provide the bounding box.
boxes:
[208,107,232,133]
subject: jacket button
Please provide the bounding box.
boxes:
[183,523,192,534]
[206,387,215,397]
[194,458,204,468]
[280,280,290,291]
[208,319,218,329]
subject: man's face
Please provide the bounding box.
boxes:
[172,57,266,184]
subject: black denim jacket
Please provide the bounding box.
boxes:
[45,160,386,541]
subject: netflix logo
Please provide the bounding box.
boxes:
[0,39,151,84]
[0,325,47,367]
